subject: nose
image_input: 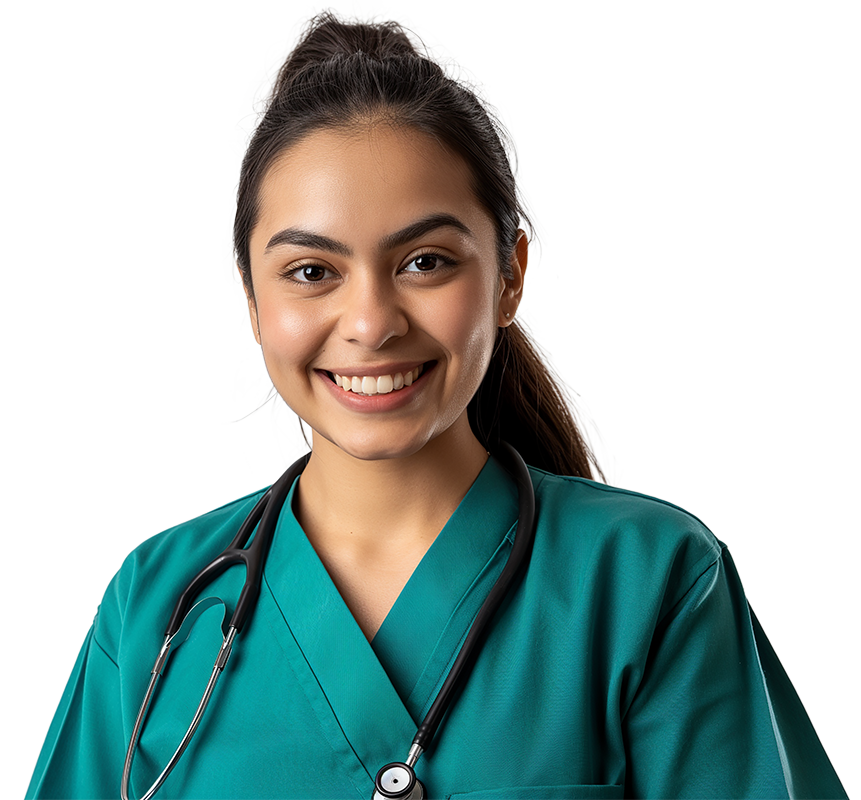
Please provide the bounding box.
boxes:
[336,272,409,349]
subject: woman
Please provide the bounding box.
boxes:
[26,14,846,800]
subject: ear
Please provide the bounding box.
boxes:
[240,267,262,345]
[497,229,528,327]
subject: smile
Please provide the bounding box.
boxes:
[331,364,425,396]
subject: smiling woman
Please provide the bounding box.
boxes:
[25,12,847,800]
[246,127,510,469]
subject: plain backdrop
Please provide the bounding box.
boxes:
[2,1,858,795]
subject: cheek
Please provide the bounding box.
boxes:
[256,297,325,375]
[437,276,499,381]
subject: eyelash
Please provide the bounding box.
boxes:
[278,250,459,285]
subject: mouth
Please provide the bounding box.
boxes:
[325,362,433,396]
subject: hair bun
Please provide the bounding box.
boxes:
[275,12,418,93]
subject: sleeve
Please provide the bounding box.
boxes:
[623,547,847,799]
[26,621,127,800]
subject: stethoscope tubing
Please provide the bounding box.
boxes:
[163,453,310,638]
[412,441,535,750]
[122,445,535,800]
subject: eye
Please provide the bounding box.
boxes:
[283,264,337,283]
[401,252,457,273]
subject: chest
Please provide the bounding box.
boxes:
[313,537,435,640]
[127,583,627,800]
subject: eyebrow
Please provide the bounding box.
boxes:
[264,213,474,256]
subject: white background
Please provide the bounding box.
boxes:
[3,0,861,794]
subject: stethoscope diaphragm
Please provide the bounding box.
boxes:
[373,761,425,799]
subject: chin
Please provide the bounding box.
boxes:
[316,427,433,463]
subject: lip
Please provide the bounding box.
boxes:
[321,361,427,378]
[317,361,436,413]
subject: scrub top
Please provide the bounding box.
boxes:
[27,458,847,799]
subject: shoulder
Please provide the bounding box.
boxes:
[529,466,721,552]
[92,488,268,659]
[527,467,724,621]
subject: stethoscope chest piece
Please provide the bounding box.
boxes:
[373,762,425,799]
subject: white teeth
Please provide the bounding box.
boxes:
[333,364,424,395]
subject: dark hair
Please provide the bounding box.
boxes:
[234,13,601,480]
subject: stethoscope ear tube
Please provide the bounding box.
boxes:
[412,442,536,750]
[121,626,238,800]
[123,453,310,799]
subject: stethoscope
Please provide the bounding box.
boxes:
[121,442,536,800]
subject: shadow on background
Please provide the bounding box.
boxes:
[5,8,256,794]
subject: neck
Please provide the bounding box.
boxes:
[295,417,488,557]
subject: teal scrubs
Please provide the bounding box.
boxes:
[27,458,846,799]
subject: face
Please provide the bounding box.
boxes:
[246,125,525,462]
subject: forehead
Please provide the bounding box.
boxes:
[250,124,496,254]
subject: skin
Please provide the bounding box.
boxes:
[245,124,527,639]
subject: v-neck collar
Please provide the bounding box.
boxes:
[371,456,519,719]
[260,455,519,788]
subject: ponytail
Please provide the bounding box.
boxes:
[470,323,601,479]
